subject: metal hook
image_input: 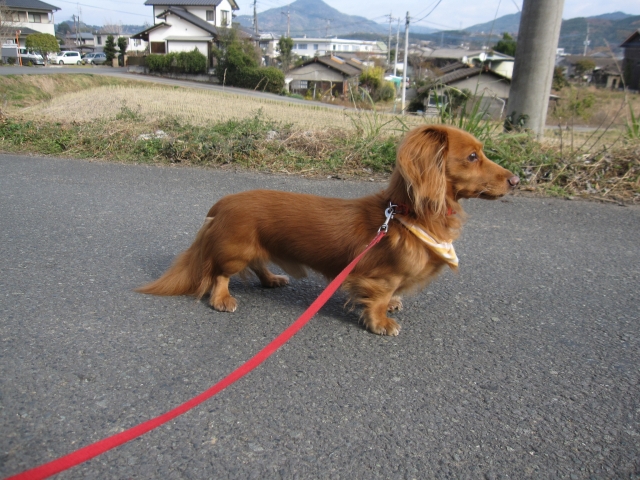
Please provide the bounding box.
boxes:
[378,203,397,233]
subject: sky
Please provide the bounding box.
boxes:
[55,0,640,31]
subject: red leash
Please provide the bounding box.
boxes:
[7,229,388,480]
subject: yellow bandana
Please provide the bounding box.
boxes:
[395,215,459,268]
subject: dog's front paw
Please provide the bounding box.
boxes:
[211,295,237,312]
[367,317,401,336]
[387,296,403,312]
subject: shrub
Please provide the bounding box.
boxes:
[234,66,285,93]
[146,49,207,75]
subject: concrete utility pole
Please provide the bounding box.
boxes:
[583,22,590,56]
[401,11,409,114]
[386,12,393,67]
[253,0,259,36]
[505,0,565,138]
[393,18,400,76]
[281,5,290,37]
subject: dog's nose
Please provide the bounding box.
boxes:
[508,175,520,187]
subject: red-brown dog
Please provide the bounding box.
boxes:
[137,125,519,335]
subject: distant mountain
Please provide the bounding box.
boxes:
[463,12,521,34]
[589,12,634,21]
[236,0,388,37]
[558,14,640,54]
[412,11,639,55]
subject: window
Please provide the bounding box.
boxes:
[96,36,102,45]
[206,10,215,22]
[150,41,166,54]
[299,44,307,49]
[332,44,336,50]
[221,10,229,26]
[427,92,448,107]
[299,80,308,89]
[313,44,318,50]
[28,13,42,23]
[133,38,141,47]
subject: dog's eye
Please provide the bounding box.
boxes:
[468,152,478,162]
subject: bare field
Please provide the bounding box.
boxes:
[19,84,424,133]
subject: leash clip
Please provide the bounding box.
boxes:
[378,203,397,233]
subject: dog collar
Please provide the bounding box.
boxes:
[390,201,456,217]
[394,215,459,268]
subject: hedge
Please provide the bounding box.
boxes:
[146,49,207,74]
[229,66,284,94]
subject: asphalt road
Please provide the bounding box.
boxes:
[1,154,639,479]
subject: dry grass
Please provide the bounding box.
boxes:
[19,84,423,133]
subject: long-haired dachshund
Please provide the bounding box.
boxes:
[137,125,519,335]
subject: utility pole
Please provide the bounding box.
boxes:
[393,18,400,76]
[401,11,409,115]
[583,22,590,56]
[505,0,565,138]
[281,5,290,37]
[386,12,393,67]
[323,18,332,37]
[72,14,80,46]
[253,0,259,36]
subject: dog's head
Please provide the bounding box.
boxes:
[395,125,519,216]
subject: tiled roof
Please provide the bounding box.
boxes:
[437,61,466,74]
[310,55,363,76]
[6,0,59,11]
[437,66,482,84]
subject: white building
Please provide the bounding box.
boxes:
[291,37,387,59]
[94,33,147,54]
[0,0,59,49]
[132,0,239,58]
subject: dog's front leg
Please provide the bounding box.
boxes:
[346,277,402,336]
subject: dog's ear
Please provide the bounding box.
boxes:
[396,126,449,216]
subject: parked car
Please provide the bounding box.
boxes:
[52,51,82,65]
[19,48,45,65]
[81,52,107,65]
[0,47,45,65]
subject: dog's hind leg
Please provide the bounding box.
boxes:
[387,296,403,312]
[250,261,289,288]
[209,275,237,312]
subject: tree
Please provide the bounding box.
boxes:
[493,32,517,57]
[277,36,293,73]
[55,22,72,36]
[104,35,117,64]
[573,58,596,80]
[212,27,260,83]
[0,0,17,44]
[25,33,59,63]
[117,36,128,66]
[552,66,569,91]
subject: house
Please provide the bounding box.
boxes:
[290,37,387,60]
[60,32,94,52]
[287,54,365,97]
[93,33,147,54]
[556,54,624,89]
[417,63,511,118]
[131,0,240,65]
[257,32,278,65]
[0,0,59,49]
[621,29,640,91]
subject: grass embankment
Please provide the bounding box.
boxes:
[0,74,638,203]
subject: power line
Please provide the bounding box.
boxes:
[54,0,151,18]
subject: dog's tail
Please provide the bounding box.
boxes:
[135,218,214,297]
